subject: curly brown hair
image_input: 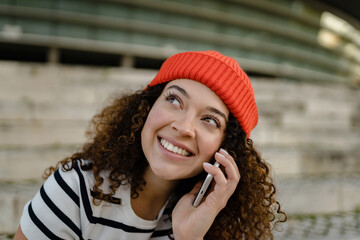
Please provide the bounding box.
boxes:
[44,83,286,239]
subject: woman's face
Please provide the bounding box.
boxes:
[141,79,229,181]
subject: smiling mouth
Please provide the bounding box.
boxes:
[159,138,193,157]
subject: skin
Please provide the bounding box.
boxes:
[14,226,26,240]
[14,79,241,240]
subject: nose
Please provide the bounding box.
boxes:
[171,115,196,138]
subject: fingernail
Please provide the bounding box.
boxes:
[219,148,229,155]
[203,162,220,168]
[215,152,225,158]
[203,162,212,167]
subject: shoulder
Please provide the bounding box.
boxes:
[20,160,93,239]
[47,160,94,205]
[20,161,173,239]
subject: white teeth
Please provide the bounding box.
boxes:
[160,138,191,156]
[168,144,173,151]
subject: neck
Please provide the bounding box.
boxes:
[131,167,178,220]
[141,167,178,202]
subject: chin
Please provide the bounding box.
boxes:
[154,169,182,181]
[151,165,192,181]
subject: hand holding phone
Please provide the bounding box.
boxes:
[192,161,220,207]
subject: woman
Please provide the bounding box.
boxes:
[15,50,286,240]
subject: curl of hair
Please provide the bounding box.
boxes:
[44,83,286,239]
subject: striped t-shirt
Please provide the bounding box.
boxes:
[20,162,173,240]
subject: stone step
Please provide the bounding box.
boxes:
[0,61,156,86]
[0,145,78,181]
[256,112,355,131]
[281,111,353,129]
[274,211,360,240]
[252,78,359,102]
[260,146,360,177]
[0,81,141,106]
[0,119,88,146]
[252,126,360,149]
[0,180,42,234]
[276,174,360,215]
[0,102,97,120]
[0,63,155,106]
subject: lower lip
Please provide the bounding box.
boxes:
[157,138,191,162]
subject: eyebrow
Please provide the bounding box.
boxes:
[206,106,228,122]
[167,85,190,98]
[166,84,228,122]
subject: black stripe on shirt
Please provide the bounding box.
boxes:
[54,169,80,207]
[28,201,65,240]
[40,185,84,240]
[73,164,156,233]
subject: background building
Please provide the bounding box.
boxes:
[0,0,359,239]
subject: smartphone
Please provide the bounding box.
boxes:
[192,161,220,207]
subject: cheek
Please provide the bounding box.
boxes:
[198,134,224,161]
[188,135,223,178]
[141,103,169,145]
[141,110,157,146]
[143,108,167,132]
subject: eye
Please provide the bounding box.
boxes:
[203,115,220,128]
[164,92,182,108]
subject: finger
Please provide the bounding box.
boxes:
[202,162,227,187]
[214,152,240,182]
[219,148,238,169]
[202,162,232,210]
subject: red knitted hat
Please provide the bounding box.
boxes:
[148,50,258,138]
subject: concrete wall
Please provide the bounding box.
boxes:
[0,61,359,237]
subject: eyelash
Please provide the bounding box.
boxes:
[164,91,182,107]
[164,91,221,129]
[203,115,221,128]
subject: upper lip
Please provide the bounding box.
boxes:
[158,135,195,155]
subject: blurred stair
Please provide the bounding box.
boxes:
[0,62,359,234]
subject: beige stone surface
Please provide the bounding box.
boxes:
[0,62,359,234]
